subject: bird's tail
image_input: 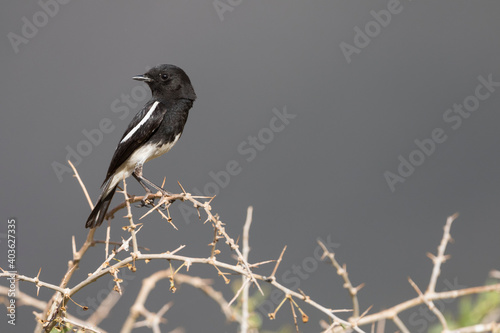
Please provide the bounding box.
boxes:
[85,186,117,228]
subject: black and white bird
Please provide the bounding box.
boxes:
[85,64,196,228]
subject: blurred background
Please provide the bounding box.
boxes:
[1,1,499,332]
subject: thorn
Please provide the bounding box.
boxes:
[177,181,187,194]
[359,304,373,319]
[297,288,308,300]
[212,264,230,284]
[270,246,287,278]
[35,268,42,296]
[426,252,437,261]
[71,236,76,257]
[355,283,366,293]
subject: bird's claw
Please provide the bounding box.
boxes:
[135,189,171,208]
[160,201,173,210]
[136,193,155,208]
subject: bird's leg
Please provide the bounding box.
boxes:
[133,165,171,207]
[133,173,154,207]
[133,164,154,207]
[139,176,172,195]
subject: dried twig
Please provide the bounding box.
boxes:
[121,177,139,256]
[356,214,500,327]
[427,213,458,294]
[270,246,287,279]
[121,269,240,333]
[41,163,98,332]
[241,206,253,333]
[3,163,498,333]
[175,273,240,322]
[408,277,448,331]
[392,314,410,333]
[68,160,93,210]
[318,239,362,318]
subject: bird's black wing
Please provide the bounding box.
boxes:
[102,100,168,185]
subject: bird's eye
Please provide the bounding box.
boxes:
[160,73,169,81]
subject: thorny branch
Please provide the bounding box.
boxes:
[318,240,363,318]
[347,213,500,331]
[0,163,498,333]
[240,206,253,333]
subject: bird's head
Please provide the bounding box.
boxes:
[133,64,196,102]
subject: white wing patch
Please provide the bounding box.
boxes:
[120,101,160,144]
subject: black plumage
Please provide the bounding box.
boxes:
[86,64,196,228]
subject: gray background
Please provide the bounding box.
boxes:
[1,1,500,332]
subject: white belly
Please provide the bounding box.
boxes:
[108,133,181,189]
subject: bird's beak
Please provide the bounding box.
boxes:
[133,75,152,82]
